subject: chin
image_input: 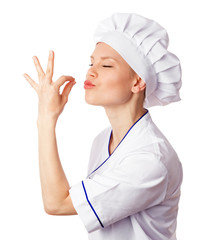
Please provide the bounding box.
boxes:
[84,92,126,107]
[84,96,109,107]
[84,95,99,106]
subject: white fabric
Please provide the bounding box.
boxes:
[70,111,183,240]
[93,13,182,108]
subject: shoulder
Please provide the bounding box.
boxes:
[125,113,175,158]
[124,113,181,174]
[136,113,177,156]
[146,118,179,162]
[142,116,183,196]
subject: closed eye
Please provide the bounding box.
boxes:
[89,64,113,68]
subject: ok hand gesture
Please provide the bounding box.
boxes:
[24,50,76,123]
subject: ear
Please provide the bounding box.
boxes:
[131,75,146,93]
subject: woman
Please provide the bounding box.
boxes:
[24,13,183,240]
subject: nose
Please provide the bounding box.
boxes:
[86,65,98,79]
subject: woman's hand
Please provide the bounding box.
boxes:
[24,50,76,123]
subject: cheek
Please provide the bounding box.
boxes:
[102,75,132,102]
[108,73,131,91]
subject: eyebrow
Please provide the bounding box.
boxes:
[90,56,119,62]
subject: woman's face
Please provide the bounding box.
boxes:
[85,42,137,107]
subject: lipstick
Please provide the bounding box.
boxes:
[84,80,95,89]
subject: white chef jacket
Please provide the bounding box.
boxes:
[70,111,183,240]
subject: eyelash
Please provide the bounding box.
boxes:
[89,64,113,68]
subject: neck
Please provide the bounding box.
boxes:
[104,101,147,154]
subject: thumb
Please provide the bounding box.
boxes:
[62,80,76,101]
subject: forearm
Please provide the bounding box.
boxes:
[25,51,77,215]
[37,118,70,213]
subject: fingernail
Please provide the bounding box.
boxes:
[49,50,53,55]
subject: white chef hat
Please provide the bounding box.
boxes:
[93,13,182,108]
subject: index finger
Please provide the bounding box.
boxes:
[46,50,54,78]
[33,56,45,79]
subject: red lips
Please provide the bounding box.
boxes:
[84,80,95,89]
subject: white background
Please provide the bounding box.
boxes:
[0,0,204,239]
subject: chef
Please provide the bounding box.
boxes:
[24,12,183,240]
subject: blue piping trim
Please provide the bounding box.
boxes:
[107,130,112,157]
[87,155,110,178]
[87,110,149,178]
[82,181,104,228]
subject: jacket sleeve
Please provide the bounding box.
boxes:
[69,153,168,233]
